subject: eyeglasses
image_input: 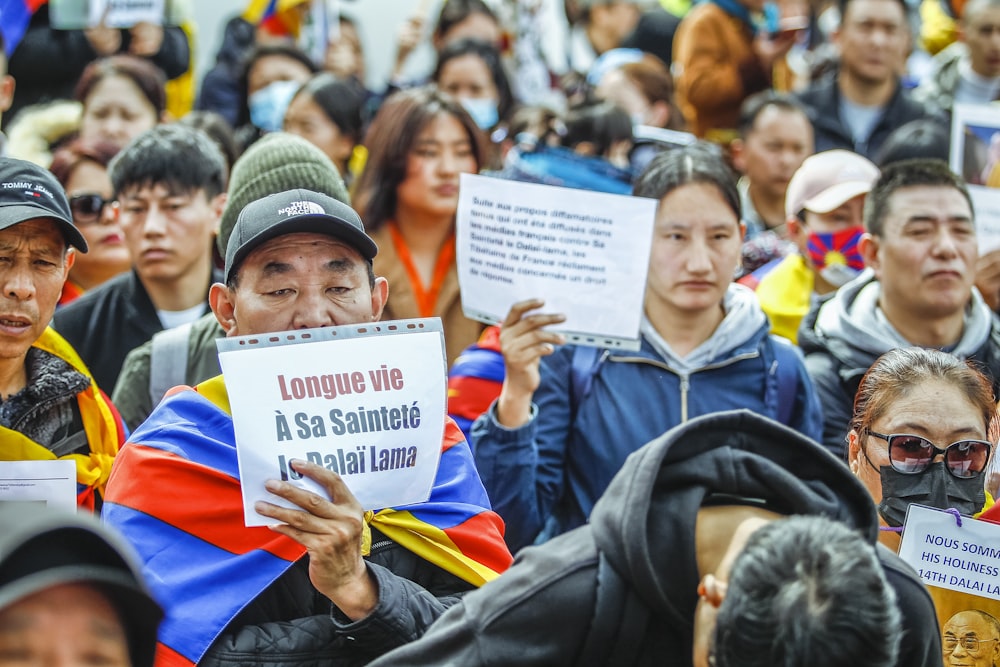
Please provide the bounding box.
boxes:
[943,636,999,653]
[69,194,113,224]
[867,431,992,479]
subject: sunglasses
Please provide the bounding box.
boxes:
[69,194,112,224]
[867,431,992,479]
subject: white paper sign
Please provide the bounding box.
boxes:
[217,319,447,527]
[0,460,77,513]
[950,104,1000,254]
[898,504,1000,600]
[89,0,165,28]
[456,173,657,350]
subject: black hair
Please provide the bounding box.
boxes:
[738,90,810,138]
[434,0,498,43]
[432,38,516,124]
[864,158,972,236]
[109,124,228,199]
[632,142,740,220]
[292,72,367,143]
[714,516,901,667]
[177,110,241,174]
[236,44,319,128]
[873,119,950,168]
[561,100,632,158]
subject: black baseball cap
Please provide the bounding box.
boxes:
[0,158,88,251]
[0,506,162,667]
[225,188,377,283]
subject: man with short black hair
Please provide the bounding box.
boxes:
[800,158,1000,455]
[710,516,901,667]
[53,124,227,394]
[796,0,936,158]
[0,157,125,510]
[731,91,814,239]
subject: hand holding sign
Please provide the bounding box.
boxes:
[84,4,121,55]
[129,21,164,57]
[255,458,377,621]
[496,299,565,428]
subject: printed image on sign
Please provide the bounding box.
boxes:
[456,173,657,350]
[898,504,1000,661]
[950,104,1000,254]
[217,319,447,527]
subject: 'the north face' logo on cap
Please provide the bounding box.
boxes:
[278,200,326,217]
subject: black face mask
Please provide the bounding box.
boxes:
[877,462,986,527]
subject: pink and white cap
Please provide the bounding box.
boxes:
[785,150,880,219]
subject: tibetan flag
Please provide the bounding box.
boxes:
[447,325,504,445]
[102,375,511,667]
[242,0,310,37]
[0,0,46,55]
[806,227,865,273]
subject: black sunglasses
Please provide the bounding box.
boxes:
[867,431,992,479]
[69,194,112,223]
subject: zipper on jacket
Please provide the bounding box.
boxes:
[607,351,760,423]
[679,375,689,422]
[370,539,393,553]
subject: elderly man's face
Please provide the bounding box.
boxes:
[211,232,387,337]
[0,219,71,364]
[943,611,1000,667]
[0,583,131,667]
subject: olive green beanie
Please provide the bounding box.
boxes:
[216,132,350,257]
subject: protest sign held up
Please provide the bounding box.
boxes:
[217,318,448,527]
[456,173,657,350]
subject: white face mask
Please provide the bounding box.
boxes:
[459,97,499,130]
[248,80,301,133]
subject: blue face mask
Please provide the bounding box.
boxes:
[248,80,301,133]
[460,97,499,131]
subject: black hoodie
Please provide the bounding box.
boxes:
[369,410,941,667]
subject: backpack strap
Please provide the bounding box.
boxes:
[577,551,649,667]
[769,336,801,426]
[149,322,194,407]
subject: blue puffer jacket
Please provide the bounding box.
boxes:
[472,291,823,551]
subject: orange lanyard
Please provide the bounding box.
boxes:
[388,223,456,318]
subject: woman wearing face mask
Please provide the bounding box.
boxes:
[848,347,997,552]
[432,38,515,145]
[235,44,317,152]
[353,86,489,367]
[472,144,823,552]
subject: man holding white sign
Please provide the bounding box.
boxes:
[102,189,512,667]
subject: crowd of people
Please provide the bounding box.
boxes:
[2,0,1000,664]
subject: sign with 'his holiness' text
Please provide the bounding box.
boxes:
[217,319,447,527]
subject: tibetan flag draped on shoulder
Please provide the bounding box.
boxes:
[0,327,125,511]
[0,0,46,55]
[102,375,511,667]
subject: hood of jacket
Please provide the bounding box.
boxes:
[588,409,877,627]
[641,283,770,372]
[799,269,994,371]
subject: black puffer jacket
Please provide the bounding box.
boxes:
[201,529,474,667]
